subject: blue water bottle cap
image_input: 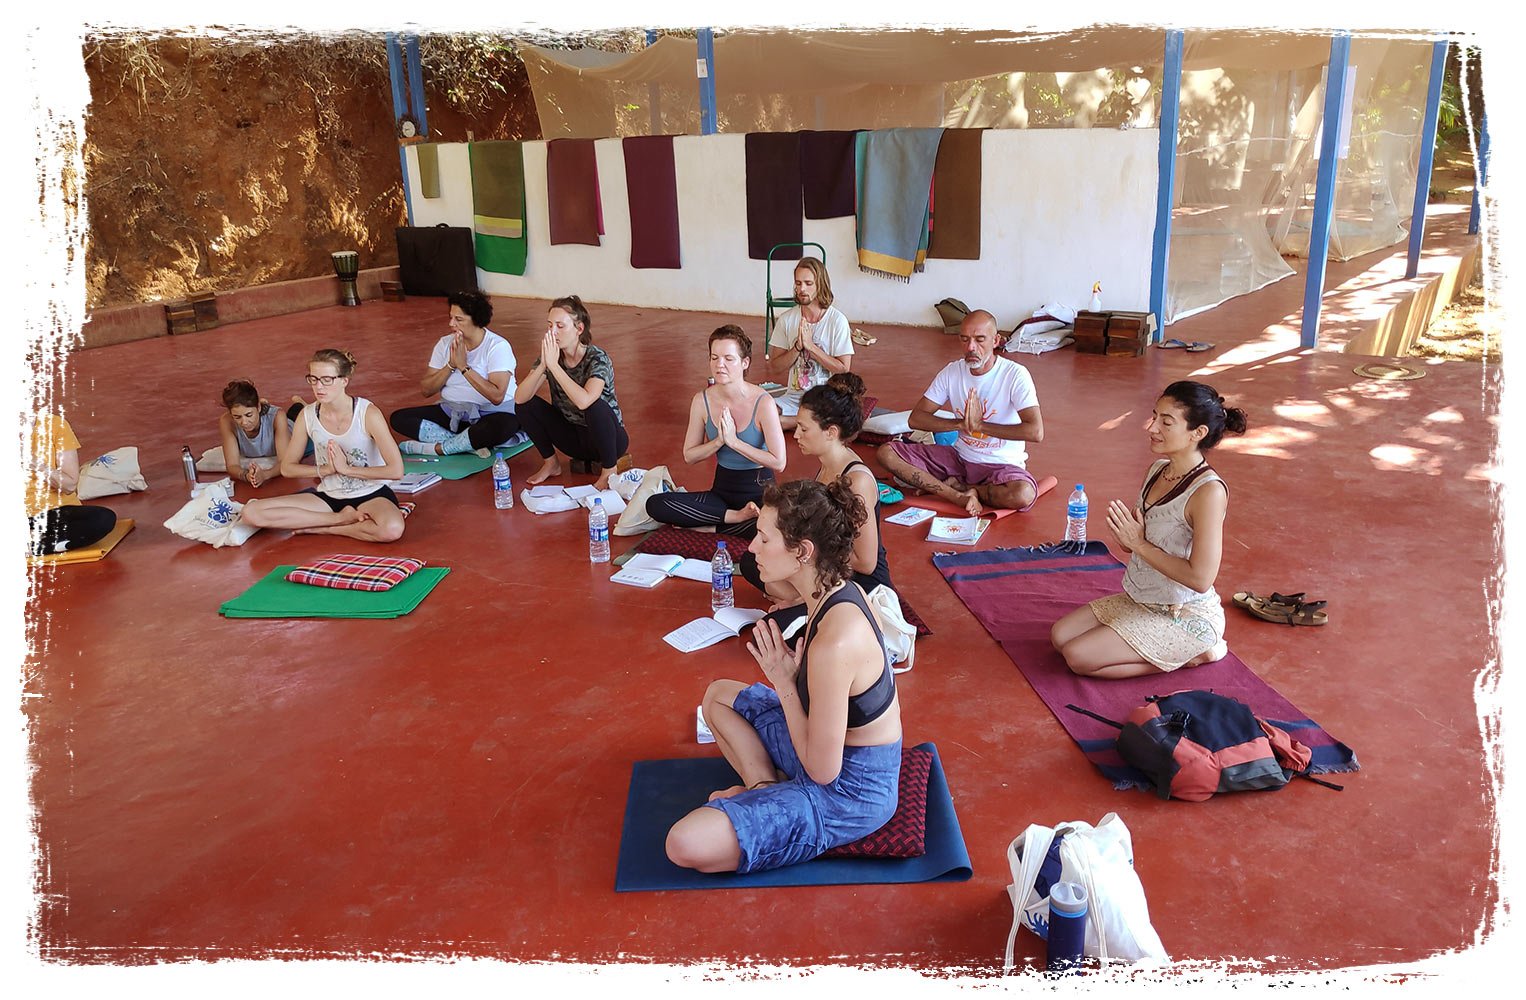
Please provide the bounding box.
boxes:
[1075,484,1084,491]
[593,498,603,505]
[717,540,725,549]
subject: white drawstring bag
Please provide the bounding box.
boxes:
[865,584,917,672]
[77,446,149,500]
[1003,812,1169,969]
[163,483,260,548]
[613,465,684,536]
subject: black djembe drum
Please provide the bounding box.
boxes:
[331,250,361,307]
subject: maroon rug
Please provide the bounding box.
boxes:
[622,136,681,269]
[745,131,803,260]
[546,139,603,246]
[801,129,859,219]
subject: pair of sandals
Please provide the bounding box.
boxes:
[1156,338,1215,352]
[1232,590,1328,627]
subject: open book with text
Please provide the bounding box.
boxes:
[611,553,714,588]
[663,607,766,653]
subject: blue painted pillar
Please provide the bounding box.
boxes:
[1469,110,1489,235]
[697,28,718,135]
[405,33,428,137]
[1300,33,1353,349]
[385,32,415,227]
[1148,30,1185,338]
[646,29,662,135]
[1405,40,1448,279]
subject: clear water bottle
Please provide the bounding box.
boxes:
[492,454,514,509]
[180,445,198,497]
[710,541,734,611]
[1065,483,1088,543]
[588,498,610,563]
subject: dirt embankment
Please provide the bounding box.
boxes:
[82,33,539,310]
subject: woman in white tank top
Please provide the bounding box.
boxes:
[1051,381,1248,679]
[240,349,408,543]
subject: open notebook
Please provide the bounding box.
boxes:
[611,553,714,588]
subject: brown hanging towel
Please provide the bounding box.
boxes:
[800,129,859,219]
[744,131,803,260]
[546,139,604,246]
[622,135,682,269]
[927,128,983,260]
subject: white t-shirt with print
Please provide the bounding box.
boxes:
[768,305,854,398]
[429,329,517,415]
[922,356,1040,468]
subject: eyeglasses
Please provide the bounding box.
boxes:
[305,374,345,386]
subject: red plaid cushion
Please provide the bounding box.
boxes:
[635,526,749,563]
[821,745,932,858]
[899,593,932,637]
[286,554,425,592]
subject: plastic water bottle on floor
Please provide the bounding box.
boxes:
[588,498,610,563]
[492,453,514,509]
[711,541,734,611]
[1065,484,1088,543]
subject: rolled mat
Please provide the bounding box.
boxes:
[402,439,535,479]
[801,129,859,219]
[745,131,803,260]
[27,518,135,566]
[622,136,681,269]
[546,139,603,246]
[469,140,527,275]
[854,127,944,280]
[932,541,1359,788]
[927,128,982,260]
[906,475,1059,521]
[219,566,450,619]
[416,143,441,199]
[614,741,971,891]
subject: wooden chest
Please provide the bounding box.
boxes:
[1072,311,1110,354]
[1104,311,1155,357]
[164,302,197,335]
[380,280,405,302]
[190,291,219,330]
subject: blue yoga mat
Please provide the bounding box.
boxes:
[614,741,972,891]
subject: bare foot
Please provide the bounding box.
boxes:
[593,470,613,491]
[959,489,984,517]
[707,785,748,802]
[724,502,761,524]
[290,394,306,407]
[527,457,562,485]
[293,507,365,534]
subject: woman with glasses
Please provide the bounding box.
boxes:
[240,349,407,543]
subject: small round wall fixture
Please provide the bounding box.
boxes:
[396,115,420,140]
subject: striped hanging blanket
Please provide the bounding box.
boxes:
[469,140,527,275]
[854,128,944,281]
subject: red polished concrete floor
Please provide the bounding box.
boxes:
[27,287,1498,972]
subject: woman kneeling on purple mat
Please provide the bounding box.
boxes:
[665,479,902,874]
[1051,380,1247,679]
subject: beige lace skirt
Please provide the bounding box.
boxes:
[1088,593,1226,671]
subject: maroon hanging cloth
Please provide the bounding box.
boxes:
[547,139,604,246]
[622,135,681,269]
[744,131,803,260]
[800,129,858,219]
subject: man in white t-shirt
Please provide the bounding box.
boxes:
[877,310,1044,515]
[390,290,521,456]
[767,257,854,430]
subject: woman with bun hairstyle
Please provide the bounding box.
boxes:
[514,295,629,491]
[645,325,786,537]
[390,289,521,456]
[215,379,302,488]
[1051,381,1248,678]
[665,478,903,874]
[240,349,407,543]
[738,372,893,620]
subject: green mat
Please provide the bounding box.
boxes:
[219,566,451,619]
[402,438,533,479]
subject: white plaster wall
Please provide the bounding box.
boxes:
[406,128,1158,329]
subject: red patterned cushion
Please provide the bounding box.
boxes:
[822,745,932,858]
[636,526,749,563]
[858,395,879,423]
[899,593,932,637]
[287,553,425,591]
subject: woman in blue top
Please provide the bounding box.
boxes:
[665,478,903,874]
[646,325,787,537]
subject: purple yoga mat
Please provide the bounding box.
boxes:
[933,542,1358,786]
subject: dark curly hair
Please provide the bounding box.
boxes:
[447,289,493,328]
[221,379,260,409]
[800,371,866,442]
[1161,380,1248,450]
[550,295,592,345]
[708,324,753,363]
[762,478,867,596]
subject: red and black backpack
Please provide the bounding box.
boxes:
[1069,690,1344,802]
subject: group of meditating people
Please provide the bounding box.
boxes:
[27,257,1247,877]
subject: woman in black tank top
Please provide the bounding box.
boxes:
[665,479,904,875]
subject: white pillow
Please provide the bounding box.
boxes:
[862,409,913,436]
[77,446,148,500]
[198,446,278,473]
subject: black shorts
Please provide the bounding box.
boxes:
[300,485,401,512]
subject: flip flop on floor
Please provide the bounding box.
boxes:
[1241,593,1328,626]
[1155,338,1190,349]
[1232,591,1307,611]
[1184,341,1215,352]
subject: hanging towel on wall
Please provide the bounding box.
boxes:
[547,139,604,246]
[927,128,982,260]
[416,143,441,200]
[800,129,859,219]
[854,128,944,281]
[622,135,681,269]
[469,140,528,275]
[745,131,803,260]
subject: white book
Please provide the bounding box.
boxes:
[393,471,441,494]
[696,704,715,744]
[611,553,713,588]
[885,505,936,526]
[927,515,990,545]
[663,606,767,653]
[573,488,626,516]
